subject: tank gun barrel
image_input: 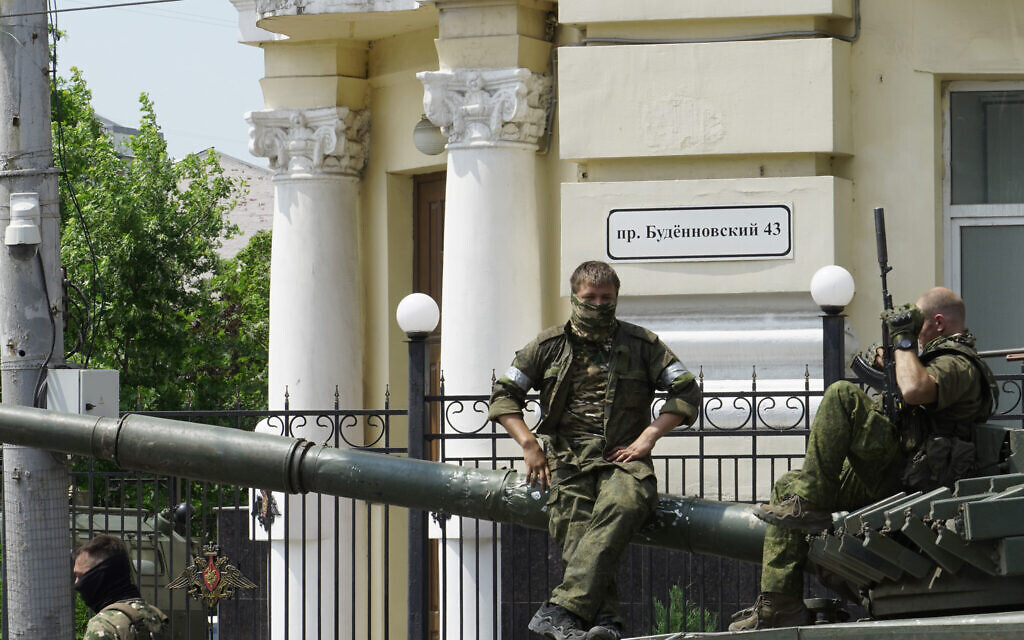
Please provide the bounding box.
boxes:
[0,405,766,564]
[9,405,1024,620]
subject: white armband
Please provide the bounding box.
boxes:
[503,366,533,392]
[659,362,690,390]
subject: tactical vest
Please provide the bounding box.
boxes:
[917,336,999,440]
[102,601,168,640]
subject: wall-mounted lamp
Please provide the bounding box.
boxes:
[412,114,446,156]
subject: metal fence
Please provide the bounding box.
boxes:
[63,358,1024,639]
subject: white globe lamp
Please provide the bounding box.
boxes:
[810,265,855,315]
[397,293,440,337]
[412,115,447,156]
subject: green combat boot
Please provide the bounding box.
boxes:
[728,592,811,632]
[528,602,588,640]
[753,495,832,531]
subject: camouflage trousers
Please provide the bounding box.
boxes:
[761,381,906,595]
[547,464,657,623]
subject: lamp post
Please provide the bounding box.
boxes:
[810,265,855,388]
[396,293,440,640]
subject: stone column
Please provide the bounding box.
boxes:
[247,105,370,639]
[419,67,551,403]
[418,66,551,640]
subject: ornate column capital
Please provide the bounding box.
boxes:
[246,106,369,176]
[417,68,552,150]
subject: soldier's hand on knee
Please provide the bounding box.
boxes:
[522,442,550,490]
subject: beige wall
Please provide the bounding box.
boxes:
[363,27,444,416]
[554,0,1024,348]
[840,0,1024,342]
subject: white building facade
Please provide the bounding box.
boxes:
[225,1,1024,637]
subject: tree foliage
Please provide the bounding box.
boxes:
[188,229,271,410]
[54,68,269,411]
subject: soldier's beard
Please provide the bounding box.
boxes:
[569,294,617,343]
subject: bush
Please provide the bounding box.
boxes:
[651,584,719,634]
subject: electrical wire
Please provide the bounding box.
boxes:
[32,252,58,409]
[62,267,90,360]
[1,0,184,19]
[61,0,234,28]
[49,0,105,367]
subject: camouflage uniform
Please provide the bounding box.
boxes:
[761,333,996,596]
[490,321,701,623]
[83,598,168,640]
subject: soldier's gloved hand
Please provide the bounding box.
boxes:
[858,342,883,370]
[881,303,923,349]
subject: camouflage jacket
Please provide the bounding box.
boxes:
[83,598,168,640]
[489,321,701,479]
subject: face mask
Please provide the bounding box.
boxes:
[74,554,141,613]
[569,293,617,342]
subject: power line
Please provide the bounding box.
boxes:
[62,0,235,28]
[1,0,183,19]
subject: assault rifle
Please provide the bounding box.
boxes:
[850,207,904,425]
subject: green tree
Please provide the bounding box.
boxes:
[188,229,271,410]
[54,67,267,411]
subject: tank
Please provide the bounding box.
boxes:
[1,405,1023,633]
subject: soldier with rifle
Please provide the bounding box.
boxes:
[730,209,998,631]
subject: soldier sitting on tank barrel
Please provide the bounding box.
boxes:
[730,287,998,631]
[489,260,702,640]
[74,534,168,640]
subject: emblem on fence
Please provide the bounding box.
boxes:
[167,543,257,607]
[253,489,280,532]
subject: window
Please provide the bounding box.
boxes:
[944,82,1024,390]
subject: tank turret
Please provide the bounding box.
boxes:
[1,405,1022,625]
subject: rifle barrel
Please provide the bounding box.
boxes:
[874,207,889,268]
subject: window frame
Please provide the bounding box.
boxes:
[943,80,1024,291]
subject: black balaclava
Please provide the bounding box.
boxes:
[74,553,141,614]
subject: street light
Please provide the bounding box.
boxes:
[810,265,855,387]
[397,292,440,338]
[810,264,855,314]
[396,292,439,640]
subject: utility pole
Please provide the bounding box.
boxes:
[0,1,72,637]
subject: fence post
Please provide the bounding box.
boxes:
[810,265,854,388]
[407,332,430,640]
[821,313,845,388]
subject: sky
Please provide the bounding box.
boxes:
[53,0,266,164]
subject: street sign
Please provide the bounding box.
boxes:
[606,204,793,262]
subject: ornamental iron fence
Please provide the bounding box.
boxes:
[52,346,1024,639]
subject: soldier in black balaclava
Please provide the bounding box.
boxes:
[73,534,168,640]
